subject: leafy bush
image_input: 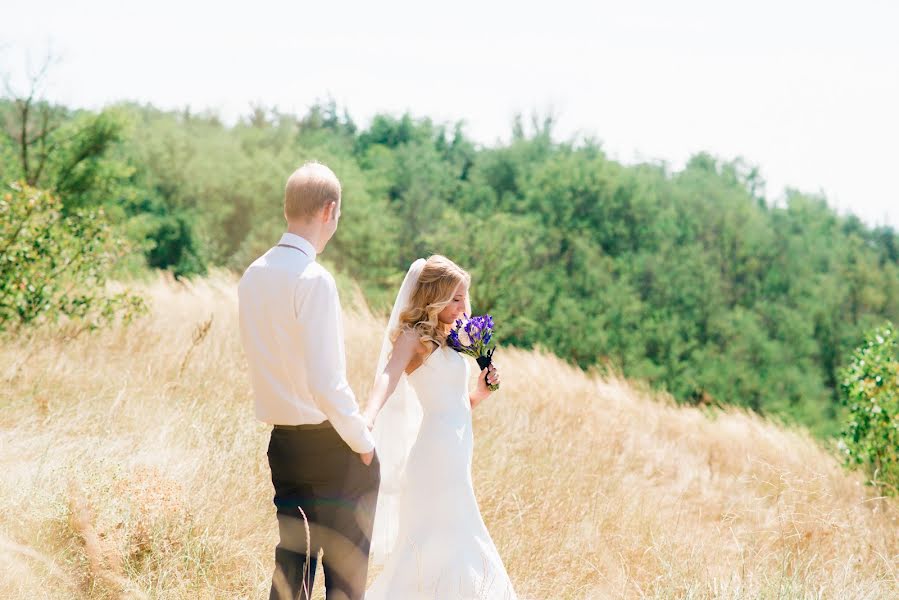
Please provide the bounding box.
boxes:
[0,182,145,333]
[839,322,899,494]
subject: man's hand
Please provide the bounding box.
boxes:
[360,450,374,466]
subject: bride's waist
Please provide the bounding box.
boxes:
[416,412,471,430]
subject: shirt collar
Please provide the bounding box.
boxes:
[277,233,317,260]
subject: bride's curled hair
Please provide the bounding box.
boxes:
[393,255,470,351]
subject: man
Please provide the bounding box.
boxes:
[238,161,379,600]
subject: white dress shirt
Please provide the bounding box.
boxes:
[238,233,375,453]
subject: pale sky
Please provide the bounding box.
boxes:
[2,0,898,228]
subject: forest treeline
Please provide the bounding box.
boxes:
[3,96,898,437]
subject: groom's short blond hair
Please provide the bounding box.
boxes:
[284,161,341,220]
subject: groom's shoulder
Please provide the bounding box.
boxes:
[298,261,336,290]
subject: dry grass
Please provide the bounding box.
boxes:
[1,271,897,599]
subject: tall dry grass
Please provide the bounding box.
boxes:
[1,272,897,599]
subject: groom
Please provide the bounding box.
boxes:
[238,161,380,600]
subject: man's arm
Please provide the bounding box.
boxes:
[295,271,375,454]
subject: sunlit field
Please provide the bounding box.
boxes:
[1,273,897,599]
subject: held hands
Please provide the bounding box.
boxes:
[360,411,376,465]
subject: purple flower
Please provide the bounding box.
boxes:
[447,313,499,391]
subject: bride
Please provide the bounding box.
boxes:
[362,255,518,600]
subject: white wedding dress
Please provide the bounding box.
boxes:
[366,343,517,599]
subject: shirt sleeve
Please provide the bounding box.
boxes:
[294,270,376,454]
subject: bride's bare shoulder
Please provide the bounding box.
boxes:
[394,329,432,374]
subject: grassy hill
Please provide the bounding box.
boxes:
[1,273,897,599]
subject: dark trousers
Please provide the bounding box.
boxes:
[266,425,380,600]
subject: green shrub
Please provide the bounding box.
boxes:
[0,182,145,333]
[838,322,899,494]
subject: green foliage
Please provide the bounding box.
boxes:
[46,110,132,209]
[0,97,190,279]
[838,323,899,494]
[4,96,899,438]
[0,182,145,332]
[0,100,131,210]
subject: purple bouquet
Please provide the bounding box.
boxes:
[447,313,499,391]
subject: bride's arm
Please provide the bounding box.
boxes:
[362,331,421,428]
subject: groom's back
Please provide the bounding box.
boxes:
[237,241,331,424]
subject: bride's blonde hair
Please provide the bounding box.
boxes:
[393,255,470,351]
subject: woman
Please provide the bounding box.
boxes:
[363,255,517,599]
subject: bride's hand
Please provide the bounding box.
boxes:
[479,363,500,392]
[471,363,500,409]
